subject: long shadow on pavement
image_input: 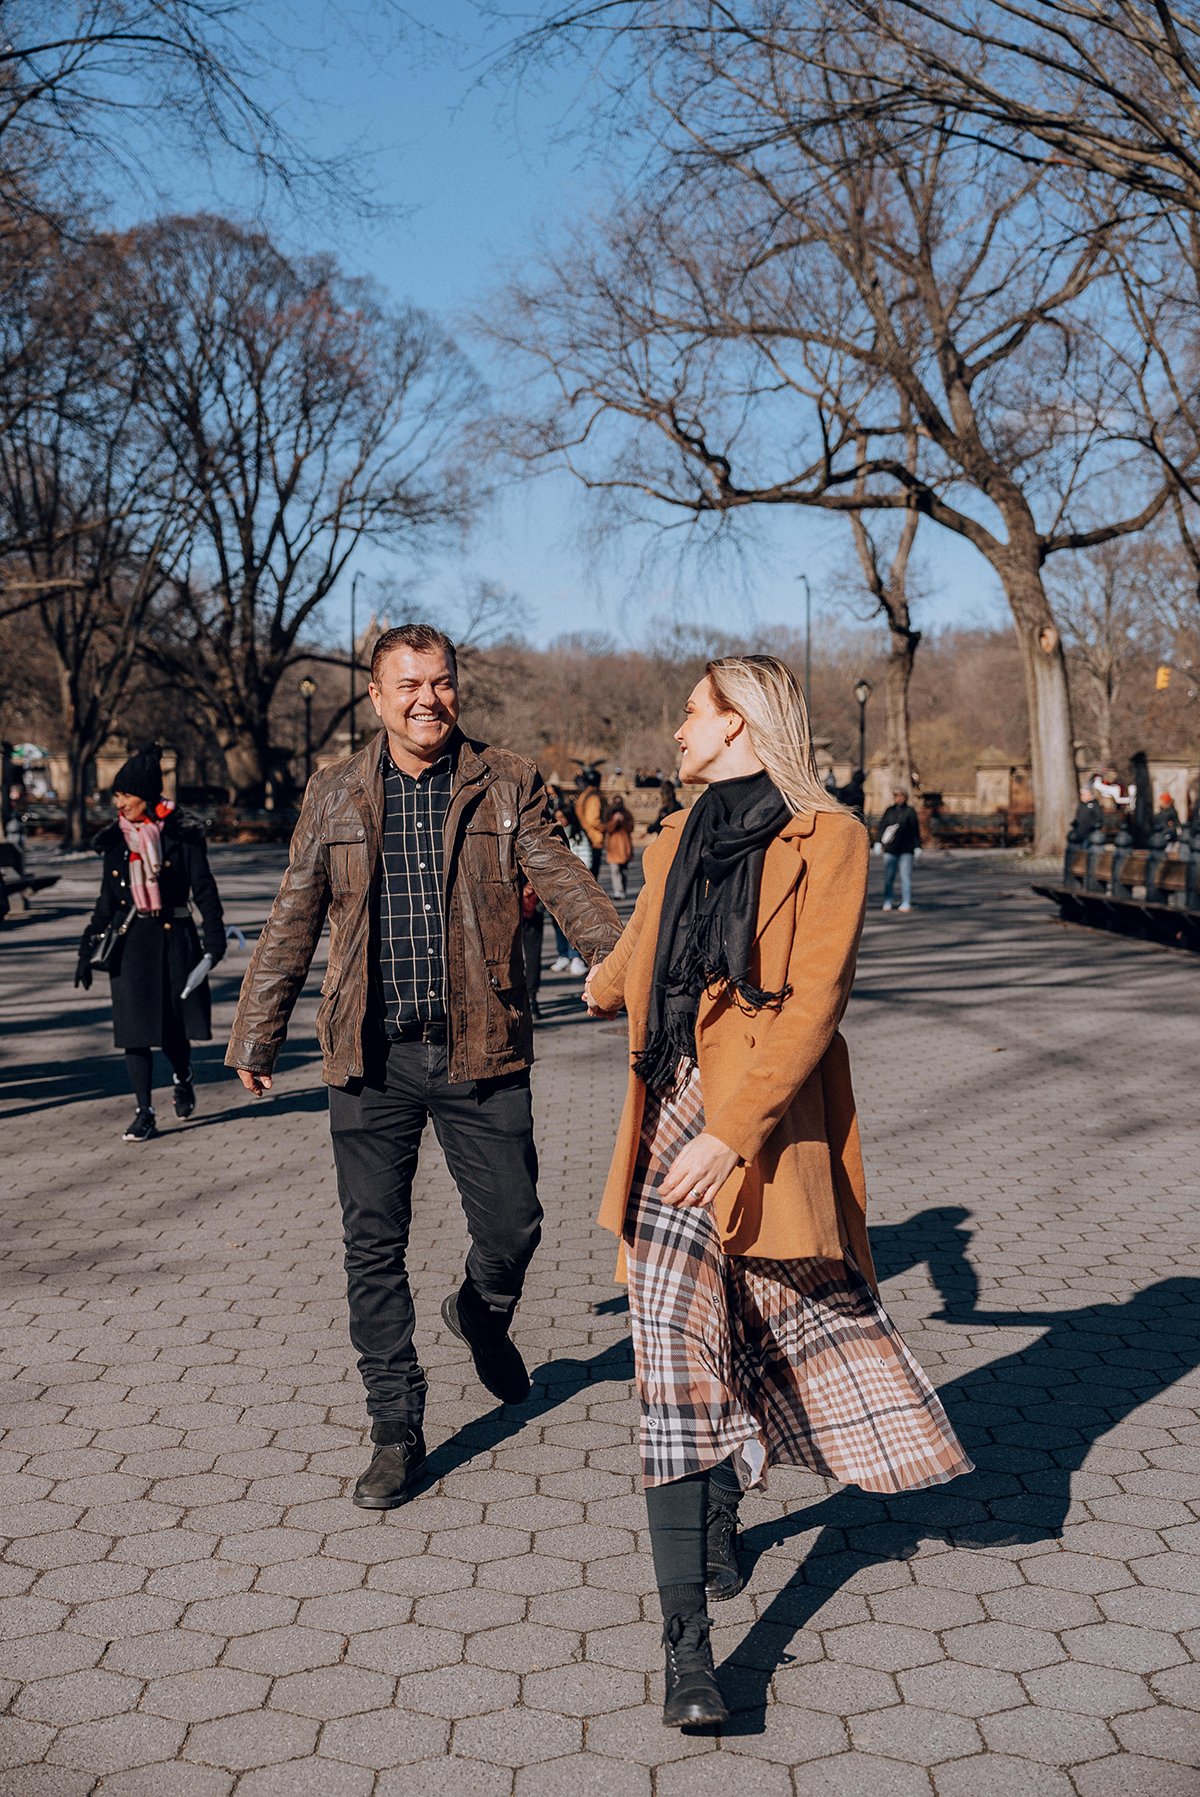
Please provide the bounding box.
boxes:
[722,1263,1200,1732]
[414,1207,1200,1735]
[0,1042,322,1120]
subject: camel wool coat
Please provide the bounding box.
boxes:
[589,804,877,1287]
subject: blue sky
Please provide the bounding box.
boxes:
[124,0,1007,651]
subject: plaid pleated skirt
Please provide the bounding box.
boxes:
[625,1066,974,1492]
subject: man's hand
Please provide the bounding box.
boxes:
[236,1068,273,1097]
[657,1132,740,1208]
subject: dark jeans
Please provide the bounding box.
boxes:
[328,1037,542,1434]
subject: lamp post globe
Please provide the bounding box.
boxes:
[298,676,318,785]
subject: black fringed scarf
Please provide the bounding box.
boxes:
[633,769,792,1095]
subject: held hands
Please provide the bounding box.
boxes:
[656,1132,740,1208]
[582,963,619,1019]
[236,1068,273,1097]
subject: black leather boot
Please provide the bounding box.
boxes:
[441,1282,530,1405]
[352,1428,426,1509]
[662,1611,728,1728]
[705,1483,745,1602]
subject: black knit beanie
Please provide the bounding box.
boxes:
[111,744,162,805]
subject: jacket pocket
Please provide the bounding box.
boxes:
[464,822,517,885]
[321,824,369,896]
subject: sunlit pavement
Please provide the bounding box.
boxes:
[1,848,1197,1796]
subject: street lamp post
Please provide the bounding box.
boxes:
[853,678,872,778]
[799,574,811,705]
[349,572,363,753]
[299,676,318,785]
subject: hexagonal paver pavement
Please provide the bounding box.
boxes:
[3,850,1199,1792]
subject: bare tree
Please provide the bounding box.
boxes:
[846,419,923,789]
[119,214,480,804]
[0,1,420,215]
[1048,540,1166,768]
[0,239,192,843]
[833,1,1200,215]
[489,7,1179,850]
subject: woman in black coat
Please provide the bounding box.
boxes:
[75,746,226,1141]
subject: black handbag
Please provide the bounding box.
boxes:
[89,904,137,973]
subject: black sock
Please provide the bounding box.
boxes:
[125,1049,153,1112]
[710,1456,742,1506]
[646,1469,709,1618]
[371,1418,422,1447]
[659,1580,707,1620]
[162,1031,191,1082]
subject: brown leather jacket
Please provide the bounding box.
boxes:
[226,732,622,1087]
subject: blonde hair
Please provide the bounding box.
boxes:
[705,654,848,818]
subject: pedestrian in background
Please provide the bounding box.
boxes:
[520,879,546,1018]
[1070,784,1104,845]
[573,766,605,879]
[876,786,921,913]
[75,744,226,1141]
[584,656,970,1730]
[546,783,589,976]
[603,792,635,900]
[1155,793,1181,842]
[647,779,682,835]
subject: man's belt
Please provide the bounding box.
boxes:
[389,1020,447,1044]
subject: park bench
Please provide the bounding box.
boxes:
[1033,833,1200,951]
[0,841,59,923]
[926,811,1035,849]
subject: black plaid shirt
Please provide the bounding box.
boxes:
[374,740,454,1033]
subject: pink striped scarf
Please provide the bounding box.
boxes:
[118,815,164,913]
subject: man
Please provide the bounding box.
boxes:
[1070,785,1104,846]
[1155,792,1181,842]
[227,624,622,1509]
[875,787,921,913]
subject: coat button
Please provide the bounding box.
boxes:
[502,818,512,828]
[357,827,364,838]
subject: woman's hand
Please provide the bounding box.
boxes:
[582,963,620,1018]
[657,1132,740,1207]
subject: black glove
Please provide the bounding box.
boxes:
[74,937,93,991]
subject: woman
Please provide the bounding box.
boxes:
[584,655,971,1729]
[602,792,635,900]
[519,878,545,1019]
[75,744,226,1141]
[546,782,590,977]
[647,778,681,835]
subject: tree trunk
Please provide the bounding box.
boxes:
[54,658,92,850]
[883,622,919,792]
[64,745,91,850]
[1095,671,1114,769]
[995,550,1078,856]
[221,729,268,808]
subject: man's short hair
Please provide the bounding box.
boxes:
[370,623,458,684]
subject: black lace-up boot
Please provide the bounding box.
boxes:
[662,1610,728,1728]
